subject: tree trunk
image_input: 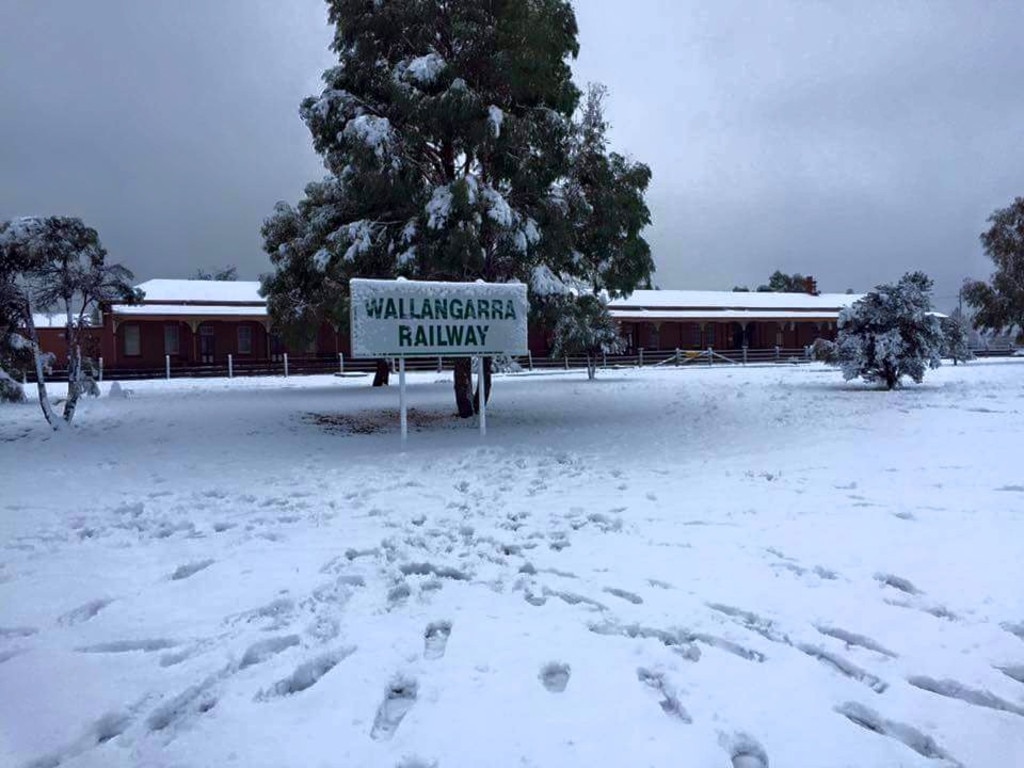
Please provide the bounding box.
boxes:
[24,313,61,430]
[473,357,492,413]
[63,342,82,424]
[372,359,390,387]
[454,358,474,418]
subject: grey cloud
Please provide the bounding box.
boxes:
[3,0,1023,311]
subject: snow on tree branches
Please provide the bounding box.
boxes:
[834,272,944,390]
[261,1,653,416]
[0,216,140,428]
[547,294,623,380]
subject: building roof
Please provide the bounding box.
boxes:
[606,290,862,323]
[108,304,269,318]
[607,290,861,312]
[135,279,263,305]
[31,313,67,329]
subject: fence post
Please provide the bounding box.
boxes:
[742,346,748,365]
[284,353,289,378]
[774,345,780,362]
[602,350,607,369]
[339,353,345,374]
[98,357,104,383]
[675,348,680,366]
[639,348,644,367]
[564,356,569,371]
[165,355,171,380]
[228,354,233,379]
[437,356,442,373]
[528,351,533,371]
[707,346,713,367]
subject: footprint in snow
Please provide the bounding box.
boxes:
[58,598,114,627]
[603,587,643,605]
[637,668,690,722]
[169,559,214,581]
[719,732,769,768]
[424,621,452,660]
[539,662,571,693]
[370,677,418,741]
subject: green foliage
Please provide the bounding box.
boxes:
[193,265,237,281]
[758,270,811,293]
[963,196,1024,339]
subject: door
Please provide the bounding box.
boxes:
[200,325,215,363]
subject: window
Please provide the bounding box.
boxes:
[124,325,141,356]
[237,325,253,355]
[164,324,179,356]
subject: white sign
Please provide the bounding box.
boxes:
[350,278,528,358]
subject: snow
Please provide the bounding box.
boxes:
[611,290,863,311]
[29,313,68,329]
[108,304,268,319]
[610,309,844,322]
[425,185,454,230]
[530,264,570,296]
[343,115,394,159]
[488,105,504,138]
[403,53,446,85]
[2,361,1024,768]
[133,280,263,305]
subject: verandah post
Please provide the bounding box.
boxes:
[284,353,289,378]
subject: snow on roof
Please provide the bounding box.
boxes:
[31,313,67,329]
[607,290,862,312]
[135,279,263,304]
[609,309,843,322]
[109,304,268,318]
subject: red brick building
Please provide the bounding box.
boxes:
[606,289,860,353]
[25,279,861,372]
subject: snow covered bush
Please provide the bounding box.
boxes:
[940,310,974,366]
[548,294,624,380]
[809,338,838,364]
[835,272,944,390]
[0,368,24,403]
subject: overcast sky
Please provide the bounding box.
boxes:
[3,1,1023,310]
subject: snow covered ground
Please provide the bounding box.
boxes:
[1,361,1023,768]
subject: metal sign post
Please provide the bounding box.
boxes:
[349,278,528,443]
[477,357,486,437]
[399,357,407,443]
